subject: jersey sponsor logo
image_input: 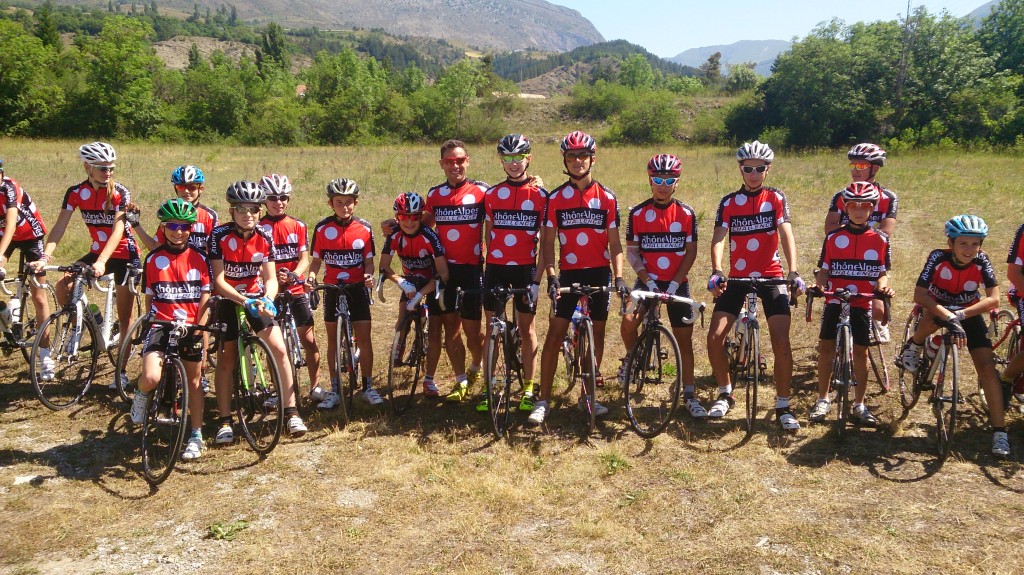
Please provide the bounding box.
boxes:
[81,209,116,227]
[828,259,886,278]
[491,209,539,229]
[433,204,483,225]
[556,207,607,229]
[224,263,260,279]
[276,244,300,262]
[928,285,980,306]
[637,232,686,252]
[321,249,365,268]
[153,282,205,301]
[401,256,435,271]
[728,213,775,235]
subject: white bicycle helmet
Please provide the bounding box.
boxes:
[736,140,774,163]
[226,181,265,204]
[258,173,293,196]
[848,143,886,167]
[79,142,116,164]
[497,134,532,155]
[326,178,360,197]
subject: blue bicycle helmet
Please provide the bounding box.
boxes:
[171,165,205,185]
[945,214,988,239]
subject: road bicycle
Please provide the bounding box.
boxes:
[29,262,139,410]
[621,289,704,438]
[0,258,58,364]
[308,281,374,424]
[276,273,311,399]
[458,285,533,439]
[136,314,223,485]
[554,283,616,435]
[805,287,889,441]
[911,320,964,465]
[379,276,443,415]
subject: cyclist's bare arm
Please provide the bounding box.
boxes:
[913,285,957,321]
[362,255,375,286]
[434,255,450,284]
[960,285,1000,319]
[540,226,556,278]
[132,216,159,252]
[0,206,19,266]
[626,240,652,283]
[97,210,127,266]
[378,253,398,283]
[879,217,896,239]
[196,292,211,325]
[307,256,322,282]
[824,212,841,236]
[709,226,728,274]
[33,208,73,270]
[778,221,799,277]
[608,225,625,279]
[261,260,279,301]
[1009,263,1024,294]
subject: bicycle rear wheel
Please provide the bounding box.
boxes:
[484,328,517,438]
[17,281,59,364]
[832,328,854,442]
[561,323,578,396]
[282,319,303,398]
[386,313,423,415]
[624,324,681,438]
[114,315,149,404]
[932,342,959,463]
[236,336,284,455]
[31,309,99,411]
[734,329,760,437]
[897,308,923,410]
[577,318,598,434]
[991,309,1019,366]
[334,319,356,426]
[141,357,189,485]
[867,322,890,393]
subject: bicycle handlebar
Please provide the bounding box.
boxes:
[456,285,534,310]
[377,276,445,311]
[713,276,798,307]
[628,289,706,326]
[804,287,891,324]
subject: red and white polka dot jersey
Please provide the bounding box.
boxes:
[382,227,445,281]
[0,176,46,241]
[817,225,891,309]
[626,198,697,282]
[209,223,276,296]
[827,183,898,230]
[157,203,218,253]
[426,179,487,266]
[544,180,619,271]
[310,216,375,286]
[917,249,997,307]
[484,179,546,266]
[1005,223,1024,296]
[61,180,138,260]
[714,186,790,278]
[142,244,211,323]
[260,214,309,295]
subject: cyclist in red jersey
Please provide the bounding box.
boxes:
[209,181,307,444]
[705,141,804,432]
[135,165,219,254]
[825,143,897,343]
[807,183,894,427]
[129,199,211,461]
[998,221,1024,401]
[0,158,52,353]
[308,178,379,408]
[257,173,326,407]
[31,142,140,367]
[528,130,627,425]
[620,154,701,416]
[380,192,450,397]
[477,134,548,413]
[894,215,1009,457]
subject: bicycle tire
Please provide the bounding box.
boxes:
[282,319,302,398]
[141,357,189,486]
[897,307,923,410]
[484,328,516,438]
[867,321,890,393]
[832,327,853,441]
[114,314,150,404]
[31,308,98,411]
[334,318,355,426]
[561,322,578,396]
[387,312,423,415]
[991,309,1018,366]
[577,317,598,434]
[16,281,59,364]
[624,324,681,438]
[932,341,958,463]
[741,328,760,437]
[236,336,284,455]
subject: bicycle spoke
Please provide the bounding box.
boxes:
[624,325,681,438]
[141,358,189,485]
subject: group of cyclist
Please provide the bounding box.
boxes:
[0,133,1019,461]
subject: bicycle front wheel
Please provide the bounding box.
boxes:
[31,309,99,411]
[991,309,1019,366]
[334,319,356,426]
[738,330,760,436]
[932,342,959,463]
[832,328,854,442]
[897,308,923,410]
[624,324,681,438]
[236,336,284,455]
[17,282,59,364]
[577,318,598,434]
[114,315,150,405]
[386,313,423,415]
[561,324,578,396]
[141,357,189,486]
[867,321,890,393]
[484,328,517,439]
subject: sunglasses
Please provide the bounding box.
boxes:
[849,162,872,170]
[501,154,529,164]
[441,156,469,167]
[564,152,592,160]
[90,165,115,173]
[232,205,261,214]
[266,195,289,202]
[845,201,876,209]
[740,165,769,174]
[650,176,678,186]
[396,213,422,221]
[164,222,193,232]
[174,183,201,192]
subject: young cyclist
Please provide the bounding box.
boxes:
[135,165,219,253]
[379,192,450,395]
[307,178,378,408]
[209,181,307,443]
[824,143,898,342]
[0,158,52,371]
[808,182,894,426]
[998,221,1024,402]
[129,199,211,461]
[620,154,700,417]
[705,140,805,432]
[528,130,627,425]
[895,215,1010,457]
[31,142,140,367]
[257,174,323,406]
[478,134,547,412]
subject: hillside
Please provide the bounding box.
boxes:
[52,0,604,52]
[670,39,792,77]
[493,39,700,84]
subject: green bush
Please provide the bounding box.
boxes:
[606,90,681,144]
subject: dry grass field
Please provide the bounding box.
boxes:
[2,139,1024,574]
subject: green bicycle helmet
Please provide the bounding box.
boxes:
[157,198,198,223]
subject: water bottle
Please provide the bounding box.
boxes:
[8,297,20,324]
[0,301,11,334]
[352,336,360,369]
[88,303,103,326]
[925,335,942,360]
[571,304,582,325]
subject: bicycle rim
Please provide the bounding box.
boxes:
[284,322,302,401]
[624,325,681,438]
[485,330,514,438]
[386,314,422,415]
[561,325,578,396]
[743,329,759,436]
[867,322,890,393]
[141,358,189,485]
[31,309,97,411]
[991,309,1018,366]
[18,283,58,364]
[933,344,958,463]
[832,330,853,442]
[335,319,353,426]
[897,308,922,410]
[236,337,284,455]
[578,319,598,434]
[115,315,149,404]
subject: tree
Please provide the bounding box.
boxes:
[619,53,655,90]
[725,62,759,94]
[608,90,681,144]
[436,59,482,135]
[0,20,61,135]
[229,4,238,25]
[187,42,203,69]
[86,16,163,137]
[980,0,1024,75]
[34,1,61,51]
[700,52,722,86]
[259,22,290,75]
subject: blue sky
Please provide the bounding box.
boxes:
[550,0,990,58]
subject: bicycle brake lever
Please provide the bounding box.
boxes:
[376,273,386,303]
